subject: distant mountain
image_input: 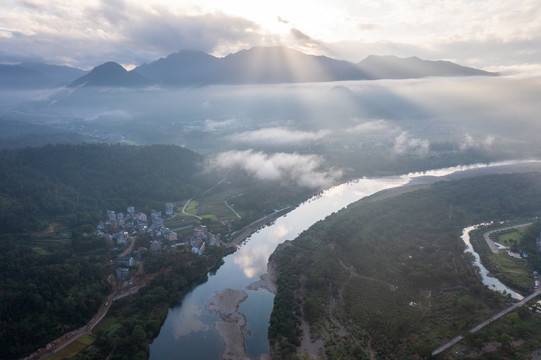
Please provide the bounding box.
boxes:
[357,55,495,79]
[135,49,220,85]
[134,46,496,86]
[215,46,367,84]
[19,63,86,85]
[68,62,151,88]
[0,63,85,89]
[2,47,497,89]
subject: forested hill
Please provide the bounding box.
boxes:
[0,143,210,233]
[269,173,541,359]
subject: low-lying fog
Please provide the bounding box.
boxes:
[2,76,540,186]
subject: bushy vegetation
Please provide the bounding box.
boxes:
[74,247,232,360]
[0,143,210,233]
[0,243,109,358]
[0,143,210,359]
[269,173,541,359]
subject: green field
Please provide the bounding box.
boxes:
[496,227,527,247]
[17,222,72,250]
[473,224,535,293]
[495,250,532,289]
[45,335,95,360]
[93,316,117,334]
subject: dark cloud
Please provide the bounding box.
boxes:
[127,11,263,55]
[289,27,328,54]
[290,28,312,42]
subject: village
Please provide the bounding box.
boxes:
[95,203,224,281]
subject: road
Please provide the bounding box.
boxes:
[181,198,202,220]
[228,207,290,247]
[432,287,541,356]
[224,200,241,219]
[119,236,135,257]
[29,281,149,360]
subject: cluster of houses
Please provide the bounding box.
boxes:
[96,206,178,248]
[96,204,223,280]
[189,225,221,255]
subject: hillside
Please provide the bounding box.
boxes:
[269,173,541,359]
[0,63,85,89]
[0,143,208,233]
[68,62,151,88]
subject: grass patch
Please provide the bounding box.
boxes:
[201,214,218,221]
[184,201,198,215]
[472,225,535,293]
[497,227,527,247]
[32,246,52,255]
[163,216,197,229]
[93,316,117,334]
[496,250,532,289]
[45,335,95,360]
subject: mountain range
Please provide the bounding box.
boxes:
[0,62,86,89]
[1,46,497,89]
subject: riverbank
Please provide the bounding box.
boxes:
[206,289,251,360]
[228,207,290,248]
[149,160,541,359]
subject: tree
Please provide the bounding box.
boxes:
[131,324,147,343]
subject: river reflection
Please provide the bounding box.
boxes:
[149,160,540,359]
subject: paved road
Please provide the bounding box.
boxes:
[181,198,202,220]
[432,288,541,356]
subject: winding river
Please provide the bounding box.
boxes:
[149,161,541,359]
[461,224,524,300]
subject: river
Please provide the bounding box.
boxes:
[461,224,524,300]
[149,160,541,360]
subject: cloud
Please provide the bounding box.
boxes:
[288,27,328,54]
[459,134,496,151]
[393,131,429,157]
[345,119,396,134]
[228,127,329,145]
[290,28,312,42]
[0,1,271,68]
[207,150,342,189]
[203,119,236,132]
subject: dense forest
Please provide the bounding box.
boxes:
[0,143,212,359]
[0,143,212,233]
[269,173,541,359]
[72,247,232,360]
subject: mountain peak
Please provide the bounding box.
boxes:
[68,62,150,88]
[68,47,497,88]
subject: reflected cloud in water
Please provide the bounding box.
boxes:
[234,224,292,278]
[172,302,209,339]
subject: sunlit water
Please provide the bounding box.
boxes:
[149,161,539,359]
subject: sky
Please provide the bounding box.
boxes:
[1,0,541,76]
